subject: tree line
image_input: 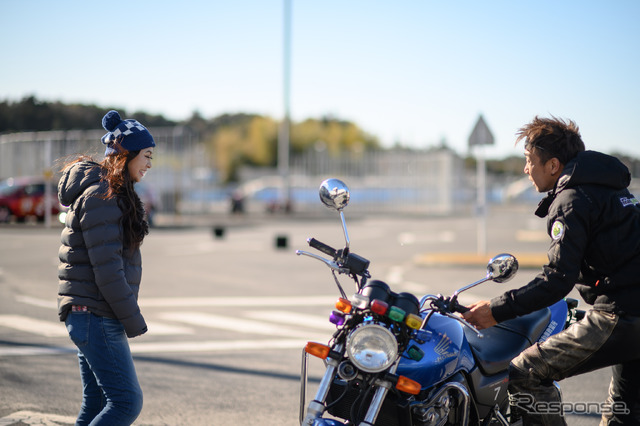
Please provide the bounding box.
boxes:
[3,96,637,181]
[1,96,380,182]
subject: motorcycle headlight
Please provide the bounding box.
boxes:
[346,324,398,373]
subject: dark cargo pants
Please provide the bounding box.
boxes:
[507,310,640,426]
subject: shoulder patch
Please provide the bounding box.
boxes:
[620,196,640,207]
[551,220,565,240]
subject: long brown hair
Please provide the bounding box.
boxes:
[61,151,149,251]
[101,150,149,251]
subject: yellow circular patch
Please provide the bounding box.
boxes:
[551,220,564,240]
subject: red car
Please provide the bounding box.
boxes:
[0,177,63,222]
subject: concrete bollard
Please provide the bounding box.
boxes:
[213,226,225,239]
[275,235,288,249]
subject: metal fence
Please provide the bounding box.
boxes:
[287,148,472,215]
[1,128,492,222]
[0,127,202,216]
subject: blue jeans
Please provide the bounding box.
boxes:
[66,312,143,426]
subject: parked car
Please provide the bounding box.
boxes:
[0,177,63,223]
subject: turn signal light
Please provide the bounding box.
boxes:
[405,313,422,330]
[329,310,346,326]
[388,306,406,322]
[335,297,352,314]
[407,345,425,361]
[305,342,331,359]
[396,375,421,395]
[371,299,389,315]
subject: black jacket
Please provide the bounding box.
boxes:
[57,161,147,338]
[491,151,640,322]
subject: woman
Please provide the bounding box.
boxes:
[57,110,155,425]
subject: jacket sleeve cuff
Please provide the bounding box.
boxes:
[490,295,517,323]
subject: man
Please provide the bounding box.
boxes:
[463,116,640,425]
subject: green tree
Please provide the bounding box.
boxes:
[208,115,278,182]
[290,117,378,155]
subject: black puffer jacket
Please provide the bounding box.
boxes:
[57,161,147,338]
[491,151,640,322]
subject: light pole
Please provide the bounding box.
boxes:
[277,0,292,211]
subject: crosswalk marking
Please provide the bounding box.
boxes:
[129,338,311,354]
[141,295,337,308]
[146,321,194,335]
[0,315,193,337]
[0,315,67,337]
[0,410,77,426]
[245,310,335,331]
[14,295,57,309]
[0,338,317,357]
[0,346,74,356]
[159,311,321,339]
[1,294,338,356]
[16,294,339,309]
[0,312,331,340]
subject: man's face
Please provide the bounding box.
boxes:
[524,148,558,193]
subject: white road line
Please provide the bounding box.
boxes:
[0,315,67,337]
[16,295,338,309]
[162,241,268,256]
[129,338,312,354]
[0,346,75,356]
[244,310,335,331]
[0,410,77,426]
[15,295,57,309]
[0,338,321,357]
[0,315,193,337]
[0,313,328,339]
[397,232,416,245]
[142,295,337,308]
[162,241,222,256]
[159,312,319,339]
[146,321,194,335]
[394,281,429,294]
[386,266,405,285]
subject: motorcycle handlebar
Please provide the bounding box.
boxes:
[426,295,483,337]
[428,295,469,314]
[307,238,337,258]
[450,299,470,314]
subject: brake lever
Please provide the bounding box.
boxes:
[295,250,350,274]
[296,250,350,299]
[296,250,339,268]
[428,296,483,338]
[439,311,484,338]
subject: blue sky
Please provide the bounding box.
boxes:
[2,0,639,158]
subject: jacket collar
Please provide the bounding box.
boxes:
[535,190,556,218]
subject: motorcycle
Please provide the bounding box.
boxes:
[297,178,584,426]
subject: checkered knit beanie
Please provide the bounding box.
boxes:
[101,110,156,156]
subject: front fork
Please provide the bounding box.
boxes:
[300,343,344,425]
[300,342,397,426]
[359,364,398,425]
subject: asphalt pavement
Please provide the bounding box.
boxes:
[0,205,612,425]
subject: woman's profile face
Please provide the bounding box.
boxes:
[128,148,154,183]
